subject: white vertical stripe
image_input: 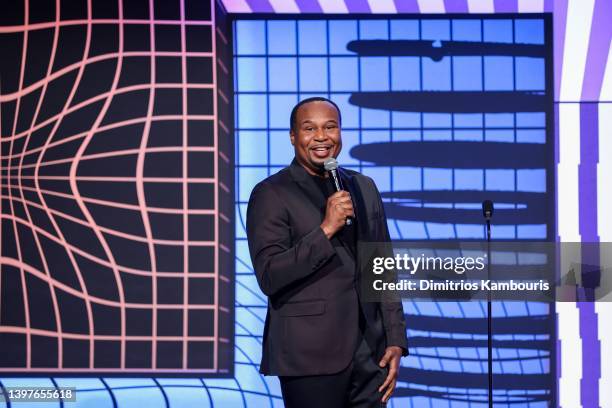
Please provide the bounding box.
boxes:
[557,103,582,408]
[467,0,494,13]
[367,0,397,13]
[558,104,581,242]
[517,0,544,12]
[268,0,300,13]
[417,0,445,13]
[220,0,252,12]
[600,45,612,101]
[559,0,596,101]
[597,104,612,301]
[557,302,583,408]
[319,0,349,13]
[596,303,612,408]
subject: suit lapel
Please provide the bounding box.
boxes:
[340,167,369,242]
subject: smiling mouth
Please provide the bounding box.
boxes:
[310,145,333,159]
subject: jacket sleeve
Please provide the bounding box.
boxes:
[246,181,337,297]
[367,177,409,356]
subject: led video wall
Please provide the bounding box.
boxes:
[234,15,555,407]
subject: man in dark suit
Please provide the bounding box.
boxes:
[246,97,408,407]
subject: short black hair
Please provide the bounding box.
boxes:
[289,97,342,132]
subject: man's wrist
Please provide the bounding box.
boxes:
[320,223,334,239]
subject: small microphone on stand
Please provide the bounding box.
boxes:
[482,199,494,220]
[481,199,494,408]
[324,158,352,226]
[482,200,494,240]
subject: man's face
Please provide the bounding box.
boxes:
[290,101,342,176]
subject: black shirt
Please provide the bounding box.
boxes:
[310,173,357,258]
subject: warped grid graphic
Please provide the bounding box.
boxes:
[234,16,554,406]
[0,0,231,374]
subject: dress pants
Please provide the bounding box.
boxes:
[279,334,388,408]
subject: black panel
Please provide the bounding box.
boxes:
[153,88,183,115]
[118,56,152,87]
[186,56,213,84]
[188,215,214,241]
[72,59,118,106]
[156,309,183,335]
[154,25,181,52]
[155,244,184,272]
[188,310,214,336]
[187,119,214,147]
[92,303,122,335]
[144,182,183,209]
[157,277,183,304]
[120,271,153,304]
[156,341,182,368]
[123,0,150,20]
[126,341,152,367]
[124,24,151,51]
[126,309,153,336]
[188,245,214,273]
[156,56,182,83]
[92,0,119,19]
[89,25,120,58]
[23,28,55,87]
[149,212,183,240]
[144,152,182,177]
[185,25,212,52]
[148,120,183,147]
[104,233,152,271]
[52,26,87,72]
[187,88,213,115]
[153,0,180,20]
[188,277,215,302]
[31,336,58,367]
[188,182,214,209]
[56,291,90,334]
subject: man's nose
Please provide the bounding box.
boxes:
[314,128,328,140]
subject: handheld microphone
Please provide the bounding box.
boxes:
[323,158,352,226]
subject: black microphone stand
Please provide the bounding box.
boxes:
[482,200,494,408]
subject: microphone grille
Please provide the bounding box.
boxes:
[482,200,494,218]
[323,157,338,171]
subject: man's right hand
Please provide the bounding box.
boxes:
[320,191,354,239]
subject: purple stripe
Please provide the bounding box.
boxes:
[244,0,274,12]
[393,0,420,13]
[578,302,600,407]
[556,314,563,407]
[544,0,554,12]
[345,0,371,13]
[554,0,569,99]
[444,0,469,13]
[493,0,518,13]
[578,103,600,407]
[582,0,612,101]
[294,0,322,13]
[579,104,599,241]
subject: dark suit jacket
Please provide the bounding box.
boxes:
[246,159,408,376]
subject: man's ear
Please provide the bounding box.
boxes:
[289,130,295,146]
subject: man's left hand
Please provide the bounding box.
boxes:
[378,346,402,403]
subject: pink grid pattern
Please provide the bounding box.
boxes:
[0,0,229,374]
